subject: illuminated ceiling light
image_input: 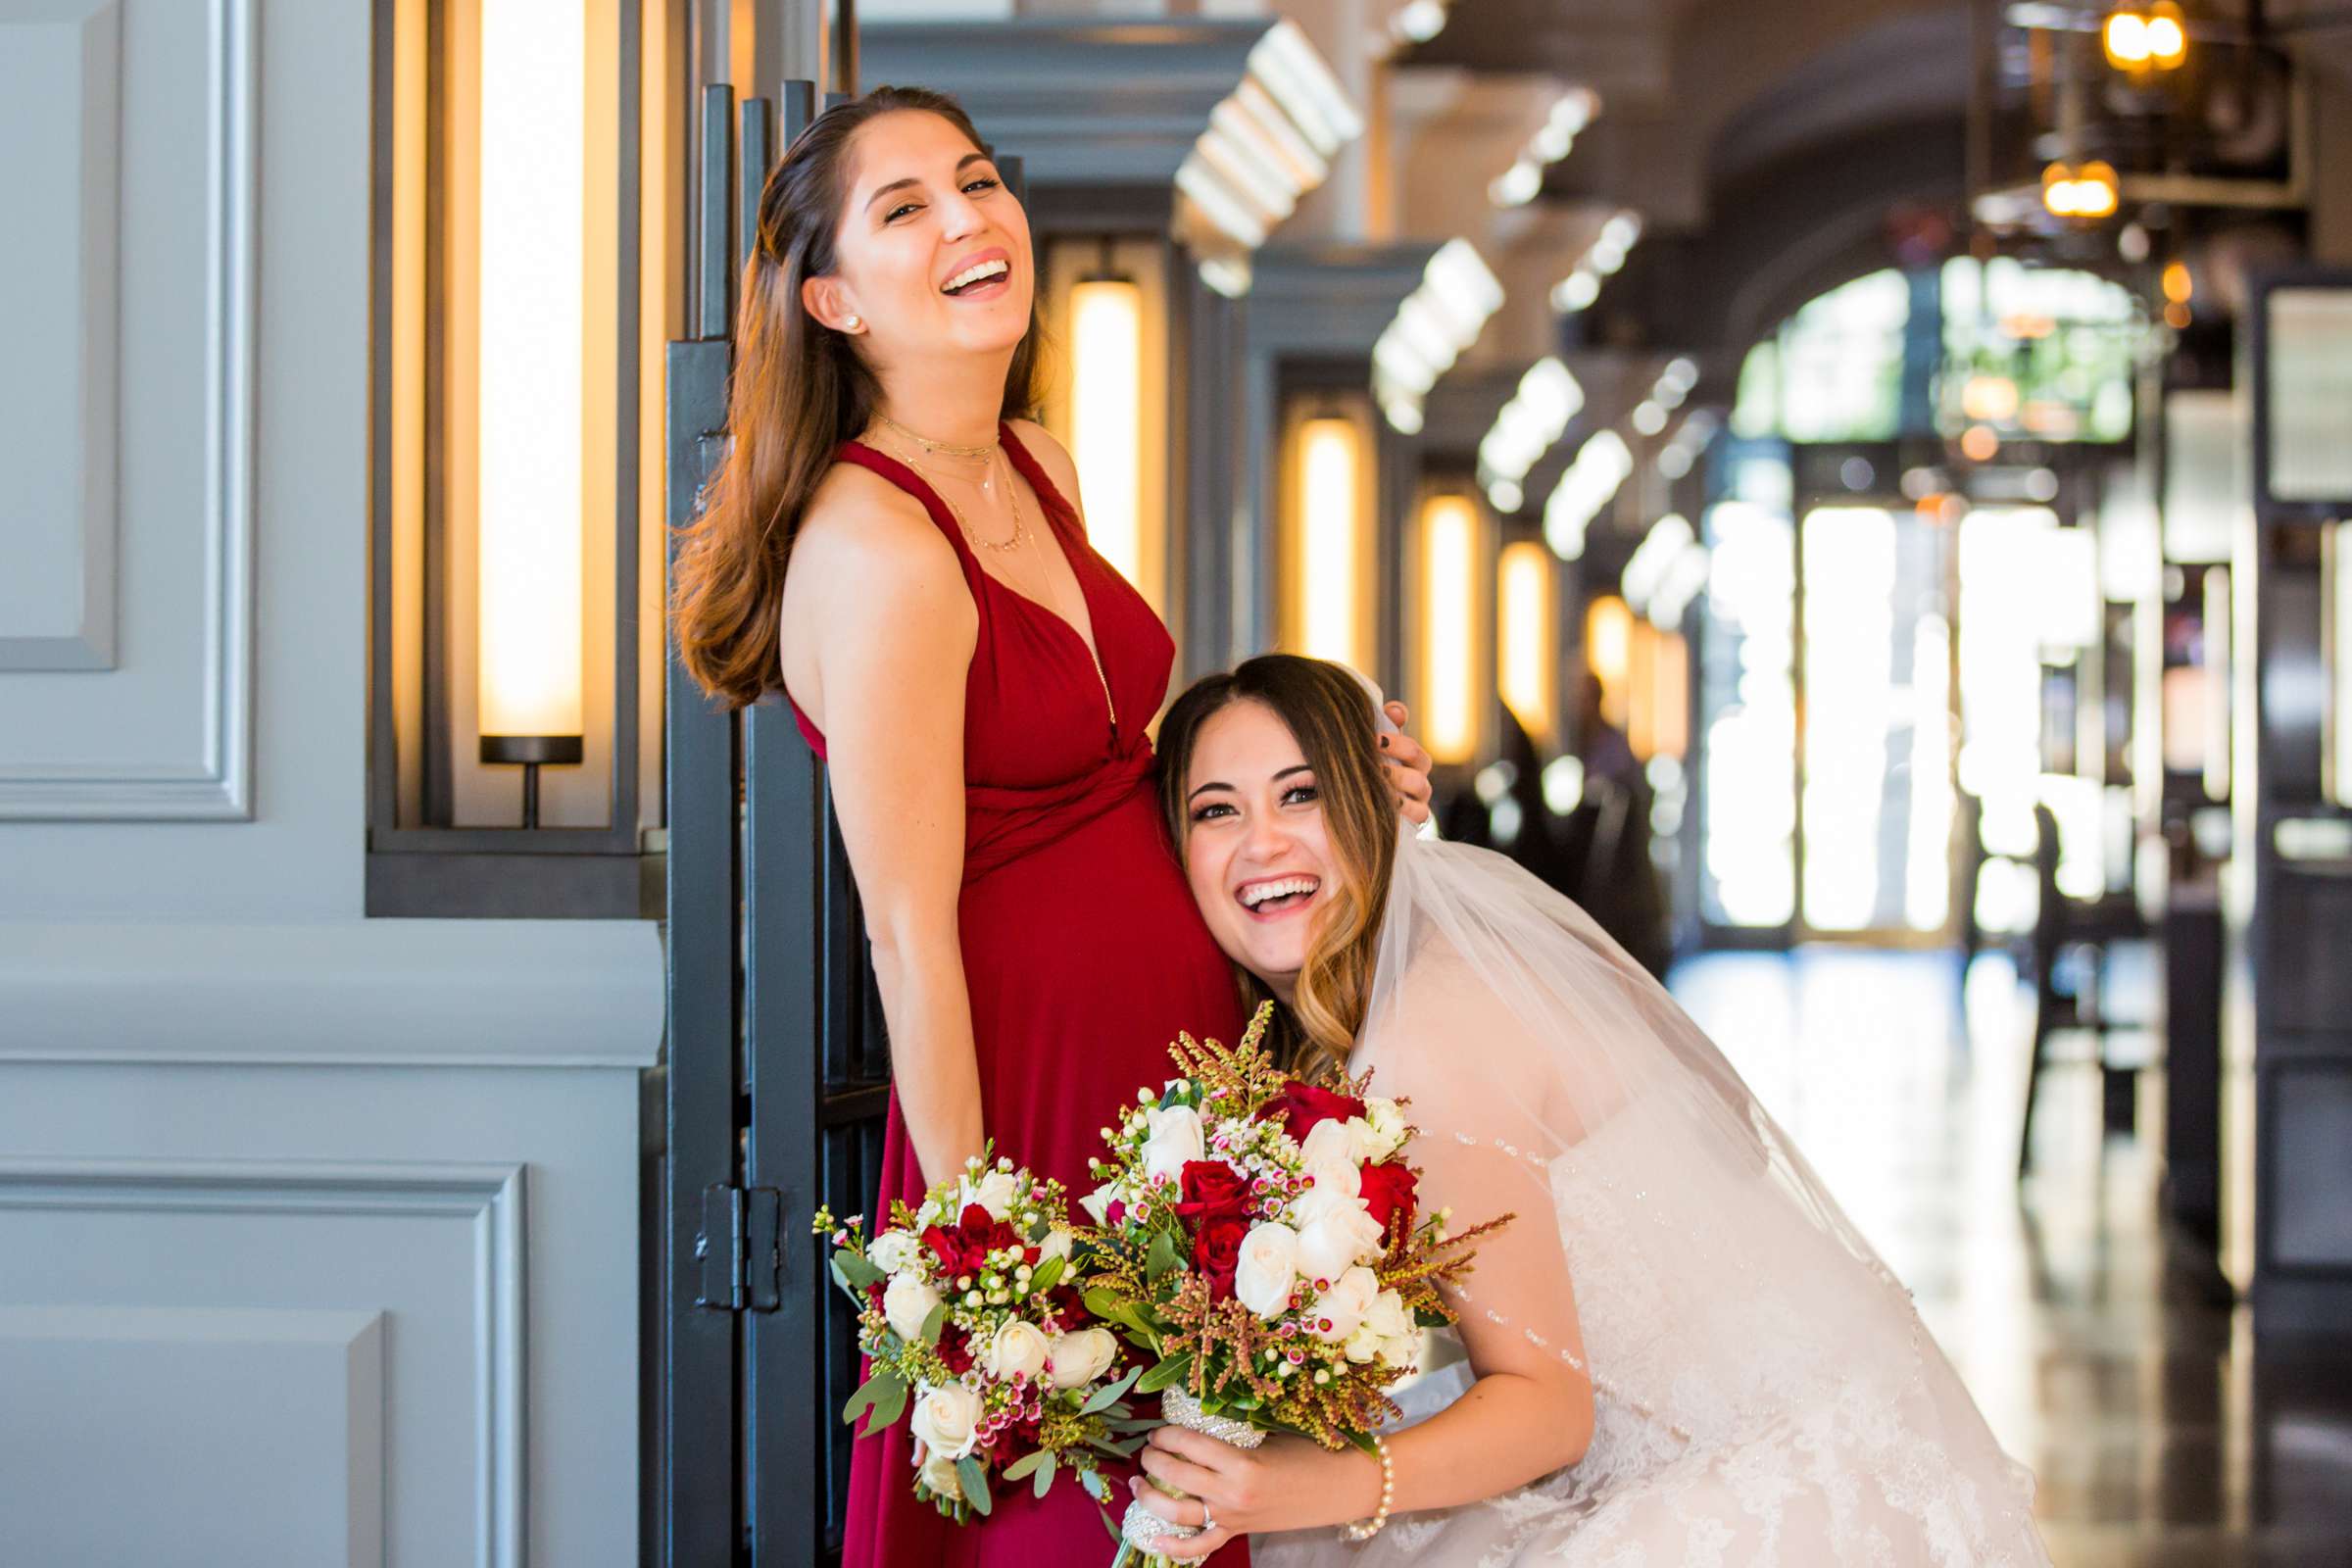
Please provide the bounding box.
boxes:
[1622,513,1696,614]
[1372,239,1504,432]
[2146,2,2187,68]
[1070,276,1145,592]
[1477,357,1585,494]
[1961,423,2000,463]
[1549,208,1641,314]
[1490,159,1544,208]
[2042,159,2119,221]
[2103,7,2152,67]
[1392,0,1449,45]
[1632,400,1667,437]
[1420,494,1483,764]
[1174,20,1362,293]
[2163,299,2191,331]
[1487,478,1525,513]
[477,0,586,821]
[1961,373,2021,423]
[1543,428,1633,560]
[2162,259,2193,303]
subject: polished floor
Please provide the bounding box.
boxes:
[1667,948,2352,1568]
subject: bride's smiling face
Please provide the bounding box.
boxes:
[1180,700,1335,999]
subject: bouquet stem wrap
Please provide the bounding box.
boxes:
[1117,1388,1262,1556]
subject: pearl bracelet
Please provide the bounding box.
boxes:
[1340,1434,1394,1543]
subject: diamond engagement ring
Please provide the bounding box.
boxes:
[1200,1502,1216,1534]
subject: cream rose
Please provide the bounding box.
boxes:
[1233,1221,1302,1319]
[982,1318,1053,1382]
[1360,1099,1408,1162]
[1344,1288,1418,1364]
[917,1446,962,1497]
[1140,1103,1207,1185]
[1046,1326,1120,1391]
[866,1229,921,1276]
[959,1169,1021,1221]
[908,1381,984,1460]
[1035,1227,1075,1267]
[1308,1266,1380,1343]
[883,1271,942,1343]
[1292,1191,1386,1281]
[1077,1183,1121,1226]
[1299,1115,1374,1173]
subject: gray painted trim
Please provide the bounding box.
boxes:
[0,0,255,820]
[0,1157,525,1568]
[0,919,664,1068]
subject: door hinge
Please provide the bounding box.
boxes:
[695,1184,783,1312]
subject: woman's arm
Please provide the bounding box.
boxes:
[791,482,986,1188]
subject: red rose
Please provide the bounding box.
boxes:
[1174,1160,1252,1222]
[938,1324,975,1376]
[1193,1210,1250,1299]
[922,1224,980,1277]
[1256,1082,1368,1144]
[1357,1159,1419,1242]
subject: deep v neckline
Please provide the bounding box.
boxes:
[846,424,1118,731]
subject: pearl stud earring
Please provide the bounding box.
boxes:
[844,316,861,331]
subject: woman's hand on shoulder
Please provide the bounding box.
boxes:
[1381,701,1435,823]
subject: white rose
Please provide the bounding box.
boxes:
[866,1229,921,1275]
[982,1318,1053,1382]
[908,1381,984,1460]
[1307,1266,1380,1343]
[883,1271,942,1343]
[1299,1116,1375,1172]
[959,1169,1021,1220]
[917,1447,962,1497]
[1361,1099,1408,1161]
[1293,1192,1386,1281]
[1140,1104,1207,1185]
[1298,1153,1362,1206]
[1077,1183,1121,1227]
[1233,1221,1302,1319]
[1046,1326,1120,1391]
[1036,1227,1075,1266]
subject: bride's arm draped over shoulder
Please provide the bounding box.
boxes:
[782,468,984,1187]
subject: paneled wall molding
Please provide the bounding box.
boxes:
[0,1157,522,1568]
[0,0,255,821]
[0,918,663,1068]
[0,0,121,673]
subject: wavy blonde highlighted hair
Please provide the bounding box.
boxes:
[1157,656,1398,1084]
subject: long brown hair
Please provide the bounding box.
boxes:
[669,86,1044,708]
[1157,656,1399,1083]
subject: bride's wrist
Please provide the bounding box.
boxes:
[1330,1440,1387,1529]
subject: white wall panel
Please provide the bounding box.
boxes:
[0,0,121,673]
[0,0,253,819]
[0,1304,384,1568]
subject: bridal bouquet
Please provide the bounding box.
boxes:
[1076,1004,1505,1554]
[815,1152,1151,1523]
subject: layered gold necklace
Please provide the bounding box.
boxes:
[871,412,1031,556]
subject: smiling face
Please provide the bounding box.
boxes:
[1180,699,1342,1001]
[811,109,1033,364]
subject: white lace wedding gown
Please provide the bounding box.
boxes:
[1254,830,2049,1568]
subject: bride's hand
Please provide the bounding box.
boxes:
[1128,1427,1380,1559]
[1381,701,1435,824]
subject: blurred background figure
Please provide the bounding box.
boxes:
[5,2,2349,1565]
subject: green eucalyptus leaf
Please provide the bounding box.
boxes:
[831,1250,887,1291]
[1144,1230,1182,1281]
[956,1454,993,1516]
[840,1369,905,1430]
[918,1300,948,1347]
[1029,1255,1066,1295]
[1079,1364,1142,1415]
[1032,1450,1057,1500]
[1001,1449,1048,1482]
[868,1372,909,1430]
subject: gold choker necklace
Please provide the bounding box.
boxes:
[873,410,998,462]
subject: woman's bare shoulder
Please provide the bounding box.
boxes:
[783,462,973,645]
[1004,418,1083,510]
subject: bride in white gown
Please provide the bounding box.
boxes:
[1130,655,2050,1567]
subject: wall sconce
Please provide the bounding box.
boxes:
[1497,540,1557,744]
[2042,159,2121,220]
[2103,1,2187,72]
[1586,593,1633,730]
[475,0,587,827]
[2328,523,2351,808]
[1070,271,1145,590]
[1419,493,1484,765]
[1283,410,1374,673]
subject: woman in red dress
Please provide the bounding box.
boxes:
[671,89,1430,1565]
